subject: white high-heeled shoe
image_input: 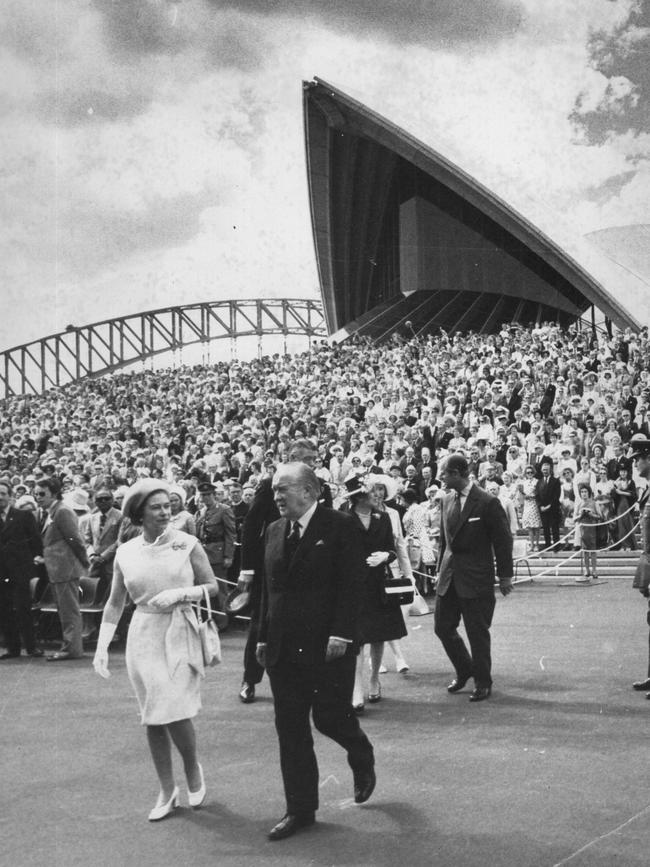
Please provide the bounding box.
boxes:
[148,786,179,822]
[188,763,206,809]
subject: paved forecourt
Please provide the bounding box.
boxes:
[3,575,650,867]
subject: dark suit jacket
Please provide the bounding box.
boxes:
[0,507,42,581]
[259,505,364,668]
[241,477,332,575]
[437,485,513,599]
[535,476,562,517]
[240,477,280,576]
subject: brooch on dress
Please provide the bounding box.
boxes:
[171,541,188,550]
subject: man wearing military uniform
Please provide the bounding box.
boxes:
[196,481,237,610]
[227,483,249,584]
[630,435,650,698]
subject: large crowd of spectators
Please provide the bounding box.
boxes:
[2,321,650,573]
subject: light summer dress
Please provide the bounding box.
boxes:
[115,528,204,725]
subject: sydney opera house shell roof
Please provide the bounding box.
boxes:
[303,78,648,339]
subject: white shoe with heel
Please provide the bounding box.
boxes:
[188,763,206,809]
[148,786,179,822]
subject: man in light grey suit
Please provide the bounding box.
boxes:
[34,477,90,661]
[84,488,122,602]
[435,454,513,702]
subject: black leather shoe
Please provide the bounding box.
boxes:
[268,812,315,841]
[447,675,472,693]
[469,686,492,702]
[632,678,650,691]
[0,652,20,660]
[353,765,376,804]
[239,682,256,703]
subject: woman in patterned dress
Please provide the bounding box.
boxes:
[518,466,542,551]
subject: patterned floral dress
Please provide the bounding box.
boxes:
[520,478,542,529]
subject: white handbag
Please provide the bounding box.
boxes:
[409,587,431,616]
[195,585,221,666]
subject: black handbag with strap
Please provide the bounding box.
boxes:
[380,568,415,608]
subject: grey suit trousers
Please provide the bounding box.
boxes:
[52,579,83,657]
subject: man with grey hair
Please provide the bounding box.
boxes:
[256,462,375,840]
[236,439,330,704]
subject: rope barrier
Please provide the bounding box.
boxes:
[215,499,642,609]
[512,517,641,583]
[513,500,639,562]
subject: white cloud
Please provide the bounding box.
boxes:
[1,0,648,351]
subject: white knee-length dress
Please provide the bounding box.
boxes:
[115,529,204,725]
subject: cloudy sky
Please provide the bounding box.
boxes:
[2,0,649,350]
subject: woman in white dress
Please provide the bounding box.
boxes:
[93,480,217,822]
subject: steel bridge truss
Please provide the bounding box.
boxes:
[1,298,326,398]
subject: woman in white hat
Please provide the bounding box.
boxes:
[339,476,406,711]
[93,480,217,822]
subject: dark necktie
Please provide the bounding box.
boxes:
[99,513,107,532]
[448,492,462,536]
[285,520,301,561]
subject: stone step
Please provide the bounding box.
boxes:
[518,567,635,577]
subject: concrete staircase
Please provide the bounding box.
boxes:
[514,549,639,582]
[513,529,641,583]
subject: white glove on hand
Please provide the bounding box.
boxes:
[366,551,389,567]
[148,586,204,610]
[92,621,117,679]
[238,571,254,591]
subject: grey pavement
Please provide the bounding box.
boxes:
[3,577,650,867]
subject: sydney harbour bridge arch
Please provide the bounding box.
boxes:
[0,298,326,399]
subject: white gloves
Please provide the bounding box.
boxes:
[366,551,389,567]
[92,621,117,679]
[238,570,254,591]
[148,586,204,610]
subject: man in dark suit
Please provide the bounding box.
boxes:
[435,455,513,702]
[0,481,43,658]
[237,439,331,704]
[629,436,650,697]
[256,463,375,840]
[536,462,562,550]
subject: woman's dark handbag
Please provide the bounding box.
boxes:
[381,571,415,608]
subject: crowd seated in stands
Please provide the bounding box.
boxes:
[1,321,649,581]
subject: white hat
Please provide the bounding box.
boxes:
[63,489,90,513]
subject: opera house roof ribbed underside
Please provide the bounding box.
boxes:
[303,78,647,339]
